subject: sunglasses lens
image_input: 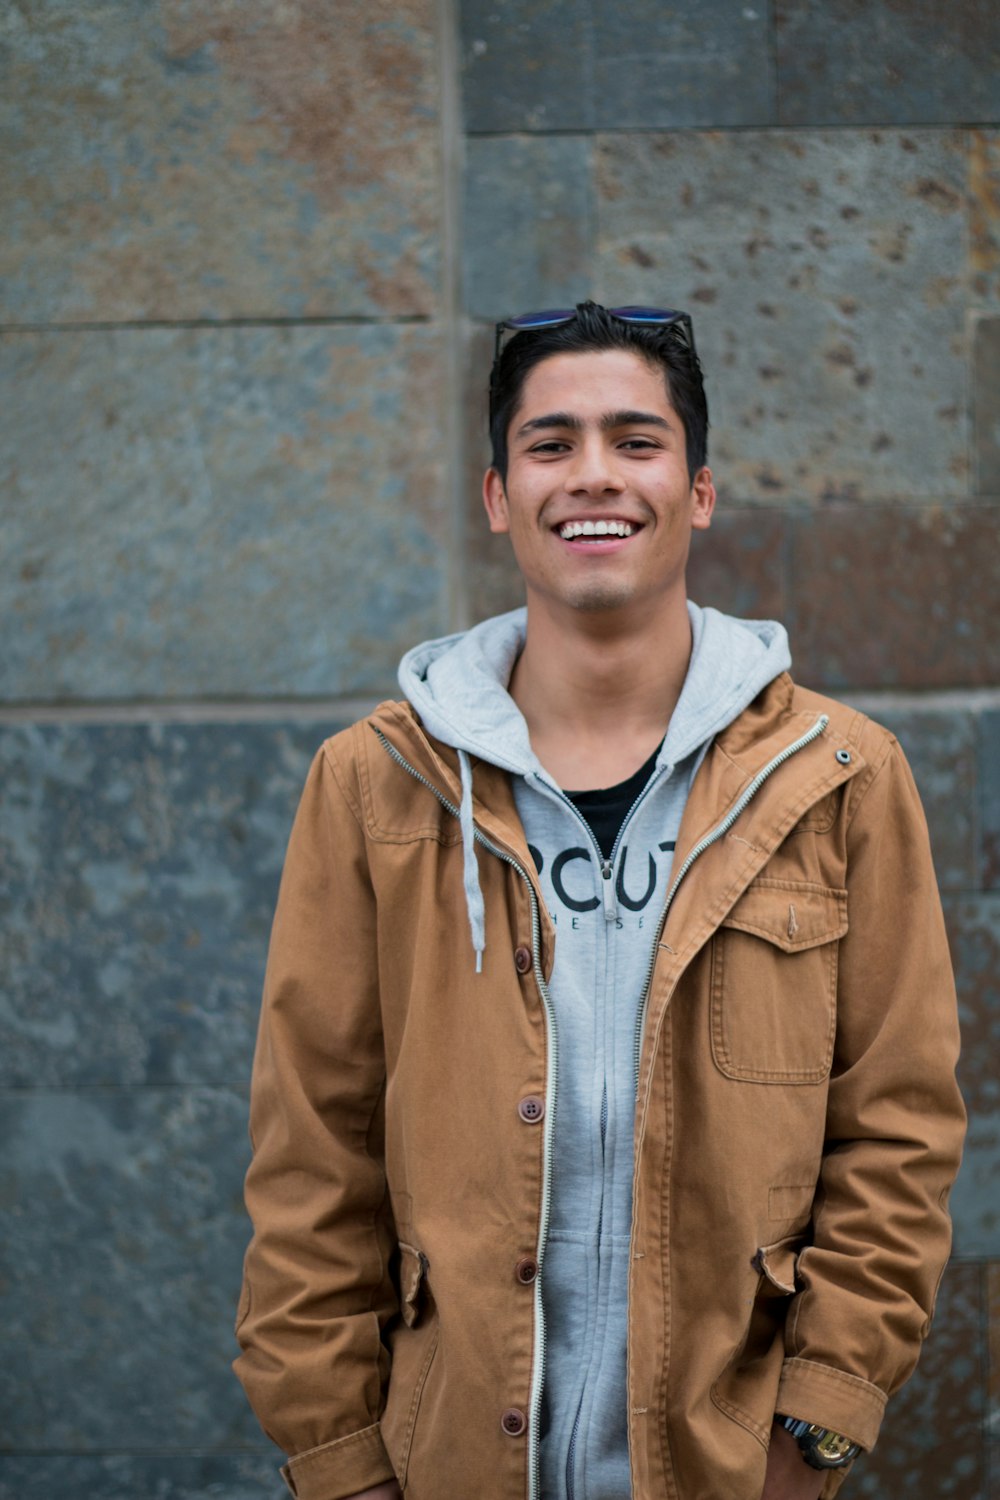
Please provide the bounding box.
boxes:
[505,308,576,332]
[610,305,683,323]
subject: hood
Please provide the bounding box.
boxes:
[397,604,792,972]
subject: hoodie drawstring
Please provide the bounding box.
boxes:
[457,750,487,973]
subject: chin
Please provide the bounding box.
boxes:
[563,582,635,612]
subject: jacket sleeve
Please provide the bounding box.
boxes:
[776,729,967,1457]
[233,741,399,1500]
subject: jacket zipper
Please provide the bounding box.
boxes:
[631,712,830,1086]
[373,729,556,1500]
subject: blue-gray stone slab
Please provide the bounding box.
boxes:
[775,0,1000,127]
[595,130,969,501]
[463,137,594,320]
[460,0,773,131]
[0,719,342,1088]
[0,0,440,320]
[0,1454,281,1500]
[0,1087,262,1450]
[982,709,1000,890]
[944,895,1000,1259]
[869,707,978,891]
[0,326,447,700]
[975,317,1000,495]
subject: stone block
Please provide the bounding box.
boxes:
[0,1087,260,1449]
[787,505,1000,689]
[0,1455,281,1500]
[943,896,1000,1259]
[865,706,978,891]
[0,0,439,320]
[461,0,773,131]
[0,719,343,1089]
[989,1263,1000,1449]
[595,130,969,501]
[971,132,1000,307]
[687,507,787,624]
[975,317,1000,495]
[983,711,1000,890]
[0,325,447,700]
[775,0,1000,126]
[463,137,594,321]
[460,0,593,131]
[852,1263,985,1497]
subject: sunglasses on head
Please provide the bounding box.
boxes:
[492,305,696,366]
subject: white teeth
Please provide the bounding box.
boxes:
[558,519,635,540]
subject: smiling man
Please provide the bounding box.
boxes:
[234,303,965,1500]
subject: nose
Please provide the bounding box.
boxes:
[565,437,626,496]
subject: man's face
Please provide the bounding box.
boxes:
[482,348,715,620]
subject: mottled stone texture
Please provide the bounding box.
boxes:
[975,318,1000,494]
[775,0,1000,127]
[0,720,338,1088]
[945,896,1000,1259]
[0,325,446,700]
[461,0,773,131]
[463,136,594,320]
[0,1455,281,1500]
[0,0,439,320]
[596,130,970,502]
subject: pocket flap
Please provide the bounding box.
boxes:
[722,880,847,953]
[398,1241,430,1328]
[752,1236,803,1294]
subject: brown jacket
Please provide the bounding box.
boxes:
[234,675,965,1500]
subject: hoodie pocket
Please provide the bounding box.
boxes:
[710,879,847,1084]
[711,1236,804,1446]
[381,1243,440,1489]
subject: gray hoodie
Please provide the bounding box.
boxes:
[399,602,792,1500]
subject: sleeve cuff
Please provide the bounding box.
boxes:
[282,1422,396,1500]
[777,1357,888,1452]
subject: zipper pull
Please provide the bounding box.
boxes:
[601,860,617,921]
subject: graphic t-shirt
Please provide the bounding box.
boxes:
[565,741,664,861]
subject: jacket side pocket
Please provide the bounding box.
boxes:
[380,1243,440,1490]
[711,1236,803,1448]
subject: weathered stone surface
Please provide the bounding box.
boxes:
[595,130,969,501]
[463,137,594,321]
[0,719,342,1089]
[0,0,439,320]
[971,132,1000,307]
[852,1262,985,1497]
[868,707,978,892]
[0,1454,280,1500]
[775,0,1000,126]
[943,896,1000,1259]
[975,317,1000,495]
[0,1087,260,1449]
[787,505,1000,689]
[989,1263,1000,1450]
[687,507,787,624]
[983,710,1000,890]
[0,326,447,700]
[461,0,772,132]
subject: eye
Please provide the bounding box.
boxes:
[619,436,661,451]
[528,439,571,455]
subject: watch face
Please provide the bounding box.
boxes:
[810,1427,858,1466]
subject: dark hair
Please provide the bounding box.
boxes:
[488,301,709,484]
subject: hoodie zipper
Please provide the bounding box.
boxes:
[631,713,830,1086]
[534,766,666,923]
[373,729,556,1500]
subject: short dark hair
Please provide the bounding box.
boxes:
[488,301,709,484]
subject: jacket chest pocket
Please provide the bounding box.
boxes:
[710,879,847,1084]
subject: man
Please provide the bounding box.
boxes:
[234,302,965,1500]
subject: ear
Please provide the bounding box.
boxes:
[483,467,511,534]
[690,467,716,532]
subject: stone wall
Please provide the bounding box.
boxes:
[0,2,997,1496]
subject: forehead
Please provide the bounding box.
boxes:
[511,348,675,428]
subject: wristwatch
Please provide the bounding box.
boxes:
[776,1415,861,1470]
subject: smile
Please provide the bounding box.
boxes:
[557,519,637,540]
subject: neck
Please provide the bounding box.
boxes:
[509,590,694,789]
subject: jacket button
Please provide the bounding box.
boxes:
[501,1407,527,1437]
[514,945,532,974]
[515,1256,538,1285]
[518,1094,545,1124]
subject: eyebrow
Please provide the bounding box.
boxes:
[514,409,672,438]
